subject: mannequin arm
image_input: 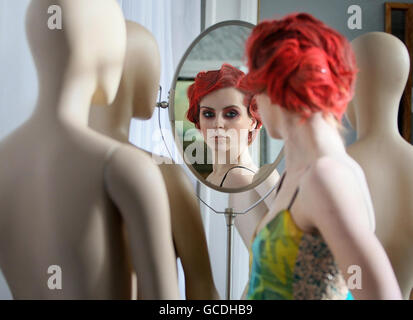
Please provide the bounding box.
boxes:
[302,158,402,300]
[104,145,179,299]
[158,163,220,300]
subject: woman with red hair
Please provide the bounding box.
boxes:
[239,13,401,299]
[187,63,263,188]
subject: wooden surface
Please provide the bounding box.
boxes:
[385,2,413,143]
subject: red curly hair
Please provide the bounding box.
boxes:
[238,13,358,122]
[186,64,262,141]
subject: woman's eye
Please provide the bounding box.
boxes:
[225,110,239,118]
[202,111,215,118]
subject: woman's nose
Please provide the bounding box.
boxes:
[214,114,225,129]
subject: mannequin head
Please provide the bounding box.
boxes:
[187,64,262,157]
[26,0,126,106]
[239,13,357,139]
[346,32,410,132]
[109,21,161,120]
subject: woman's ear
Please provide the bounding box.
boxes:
[250,117,258,131]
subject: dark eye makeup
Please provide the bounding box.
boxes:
[201,109,215,118]
[200,106,241,120]
[224,109,239,119]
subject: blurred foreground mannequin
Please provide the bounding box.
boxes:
[0,0,179,299]
[347,32,413,299]
[89,20,219,300]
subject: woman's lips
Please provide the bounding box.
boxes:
[209,135,229,144]
[213,135,228,140]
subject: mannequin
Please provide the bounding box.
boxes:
[347,32,413,299]
[89,20,219,300]
[0,0,179,299]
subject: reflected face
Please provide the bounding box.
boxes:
[199,87,255,155]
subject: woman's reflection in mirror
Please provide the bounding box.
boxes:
[186,64,262,188]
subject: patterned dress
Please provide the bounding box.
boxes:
[247,173,353,300]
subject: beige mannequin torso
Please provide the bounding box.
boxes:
[346,32,413,299]
[89,20,218,299]
[0,0,179,299]
[348,136,413,298]
[0,121,131,298]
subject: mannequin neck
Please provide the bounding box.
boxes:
[32,71,95,128]
[355,97,402,141]
[91,81,133,143]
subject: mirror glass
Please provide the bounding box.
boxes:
[169,21,284,192]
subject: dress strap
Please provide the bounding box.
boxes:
[275,171,299,211]
[287,187,300,211]
[219,165,256,187]
[276,171,287,195]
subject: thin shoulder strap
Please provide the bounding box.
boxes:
[219,165,256,187]
[287,165,312,211]
[287,187,300,211]
[276,171,287,195]
[275,171,298,210]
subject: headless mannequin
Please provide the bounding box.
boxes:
[346,32,413,299]
[89,20,219,300]
[0,0,179,299]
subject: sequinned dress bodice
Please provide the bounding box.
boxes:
[247,173,353,300]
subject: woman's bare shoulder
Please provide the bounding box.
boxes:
[300,156,373,230]
[222,167,255,188]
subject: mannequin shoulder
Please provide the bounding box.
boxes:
[126,146,189,189]
[103,144,164,192]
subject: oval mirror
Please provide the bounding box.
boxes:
[169,20,284,193]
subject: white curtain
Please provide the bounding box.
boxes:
[0,0,35,299]
[119,0,201,161]
[117,0,201,299]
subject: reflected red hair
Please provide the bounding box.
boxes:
[238,13,358,122]
[186,64,262,139]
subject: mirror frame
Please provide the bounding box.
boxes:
[168,20,284,193]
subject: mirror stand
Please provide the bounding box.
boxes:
[224,208,236,300]
[195,185,279,300]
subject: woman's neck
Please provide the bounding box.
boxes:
[212,146,255,176]
[282,113,346,174]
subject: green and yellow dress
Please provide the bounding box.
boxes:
[247,173,353,300]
